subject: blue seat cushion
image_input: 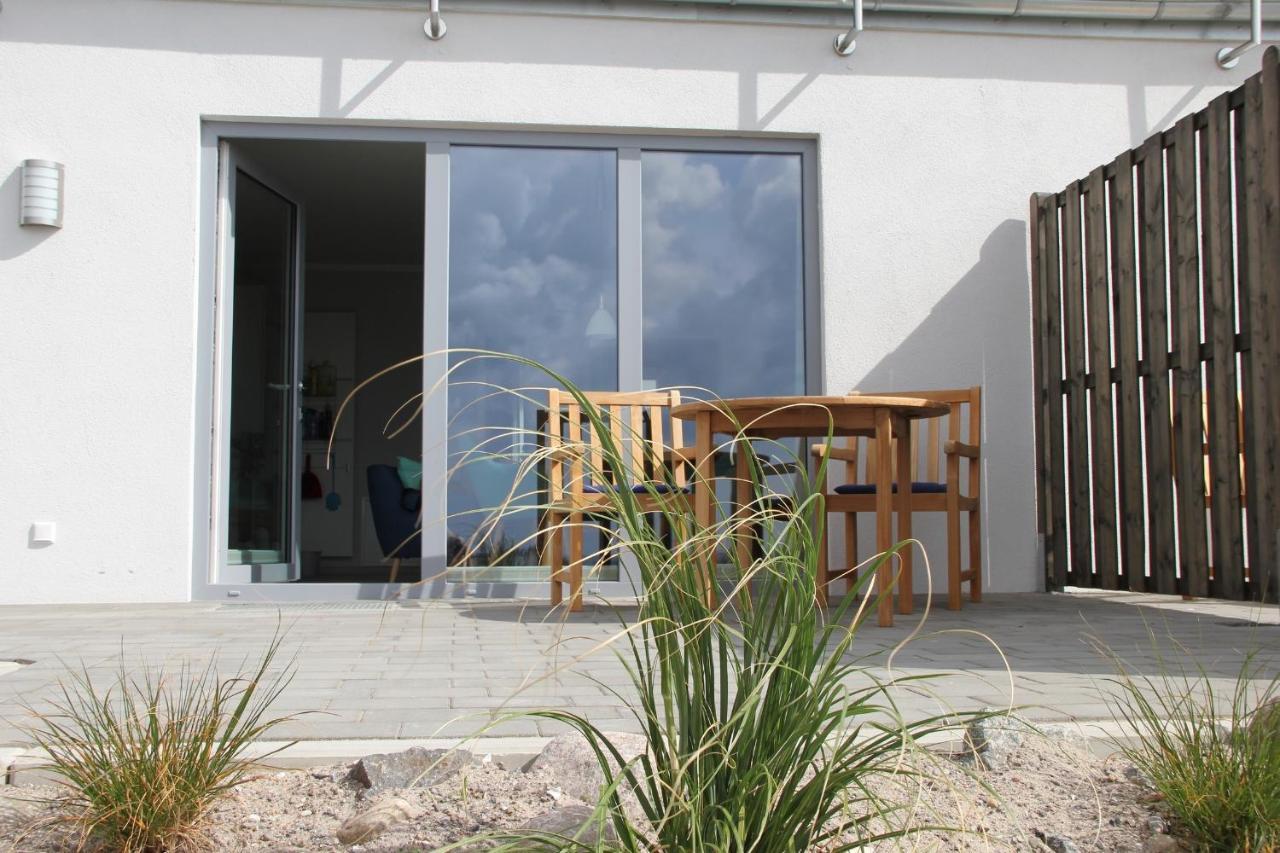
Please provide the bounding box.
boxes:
[400,488,422,513]
[833,481,947,495]
[582,482,690,495]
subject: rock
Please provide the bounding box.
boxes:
[1146,814,1167,834]
[347,747,473,793]
[1124,764,1155,789]
[527,731,648,802]
[516,803,617,847]
[1033,830,1081,853]
[335,797,422,845]
[1143,835,1184,852]
[962,712,1091,770]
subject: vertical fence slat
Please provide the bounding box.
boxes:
[1085,167,1120,589]
[1041,196,1070,590]
[1030,194,1051,585]
[1237,74,1266,599]
[1062,183,1094,585]
[1201,94,1246,599]
[1138,137,1179,596]
[1110,151,1146,591]
[1169,114,1210,597]
[1245,46,1280,603]
[1032,193,1069,590]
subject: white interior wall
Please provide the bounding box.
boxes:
[0,0,1261,603]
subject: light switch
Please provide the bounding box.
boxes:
[30,522,56,545]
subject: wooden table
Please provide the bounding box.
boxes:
[672,395,950,627]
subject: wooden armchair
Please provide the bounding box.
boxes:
[816,387,982,610]
[539,389,691,611]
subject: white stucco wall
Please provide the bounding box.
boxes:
[0,0,1263,603]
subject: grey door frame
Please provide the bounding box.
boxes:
[192,120,822,602]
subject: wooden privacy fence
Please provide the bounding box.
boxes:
[1030,47,1280,603]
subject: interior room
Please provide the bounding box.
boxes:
[231,138,425,583]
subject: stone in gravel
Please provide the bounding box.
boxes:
[527,731,648,802]
[1034,830,1081,853]
[1143,834,1184,852]
[335,797,422,845]
[1146,814,1168,834]
[963,712,1090,770]
[347,747,473,793]
[515,802,617,847]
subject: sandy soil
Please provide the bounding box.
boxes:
[0,735,1177,852]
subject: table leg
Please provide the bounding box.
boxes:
[734,446,753,577]
[695,411,716,606]
[894,413,914,615]
[874,407,894,628]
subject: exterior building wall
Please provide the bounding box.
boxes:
[0,0,1261,603]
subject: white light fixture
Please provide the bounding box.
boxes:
[585,295,616,342]
[20,159,64,228]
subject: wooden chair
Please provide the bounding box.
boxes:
[540,389,691,611]
[815,387,982,611]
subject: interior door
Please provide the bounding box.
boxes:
[215,141,305,583]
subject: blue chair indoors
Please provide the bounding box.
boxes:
[367,464,422,583]
[815,387,982,611]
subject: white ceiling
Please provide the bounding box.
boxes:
[235,139,425,268]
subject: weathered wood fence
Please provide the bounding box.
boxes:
[1030,47,1280,602]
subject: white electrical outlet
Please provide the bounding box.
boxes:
[30,522,56,545]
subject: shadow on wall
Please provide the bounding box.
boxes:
[0,166,59,261]
[842,219,1037,595]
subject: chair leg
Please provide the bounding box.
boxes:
[946,492,962,611]
[389,557,401,584]
[817,507,830,608]
[969,506,982,603]
[546,512,563,607]
[569,513,584,612]
[843,512,858,591]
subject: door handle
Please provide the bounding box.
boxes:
[267,382,305,392]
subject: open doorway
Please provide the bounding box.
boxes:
[222,139,424,584]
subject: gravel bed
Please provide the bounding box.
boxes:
[0,730,1182,851]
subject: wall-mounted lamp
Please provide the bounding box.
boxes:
[20,159,64,228]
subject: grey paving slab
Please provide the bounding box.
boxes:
[0,591,1275,747]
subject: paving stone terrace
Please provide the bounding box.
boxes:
[0,591,1276,748]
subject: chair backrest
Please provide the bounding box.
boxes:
[839,387,982,490]
[543,389,686,501]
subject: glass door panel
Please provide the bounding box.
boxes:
[221,155,303,581]
[446,146,618,581]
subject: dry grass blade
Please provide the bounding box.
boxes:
[1096,631,1280,852]
[19,632,301,852]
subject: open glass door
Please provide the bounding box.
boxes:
[215,142,305,583]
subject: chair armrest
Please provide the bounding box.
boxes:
[663,447,699,464]
[944,441,980,459]
[547,446,586,462]
[811,443,858,462]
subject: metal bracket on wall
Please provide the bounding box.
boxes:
[1217,0,1261,68]
[834,0,863,56]
[424,0,447,40]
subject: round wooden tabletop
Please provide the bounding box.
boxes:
[671,395,949,420]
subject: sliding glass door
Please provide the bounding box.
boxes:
[207,125,814,594]
[215,144,304,583]
[446,146,618,580]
